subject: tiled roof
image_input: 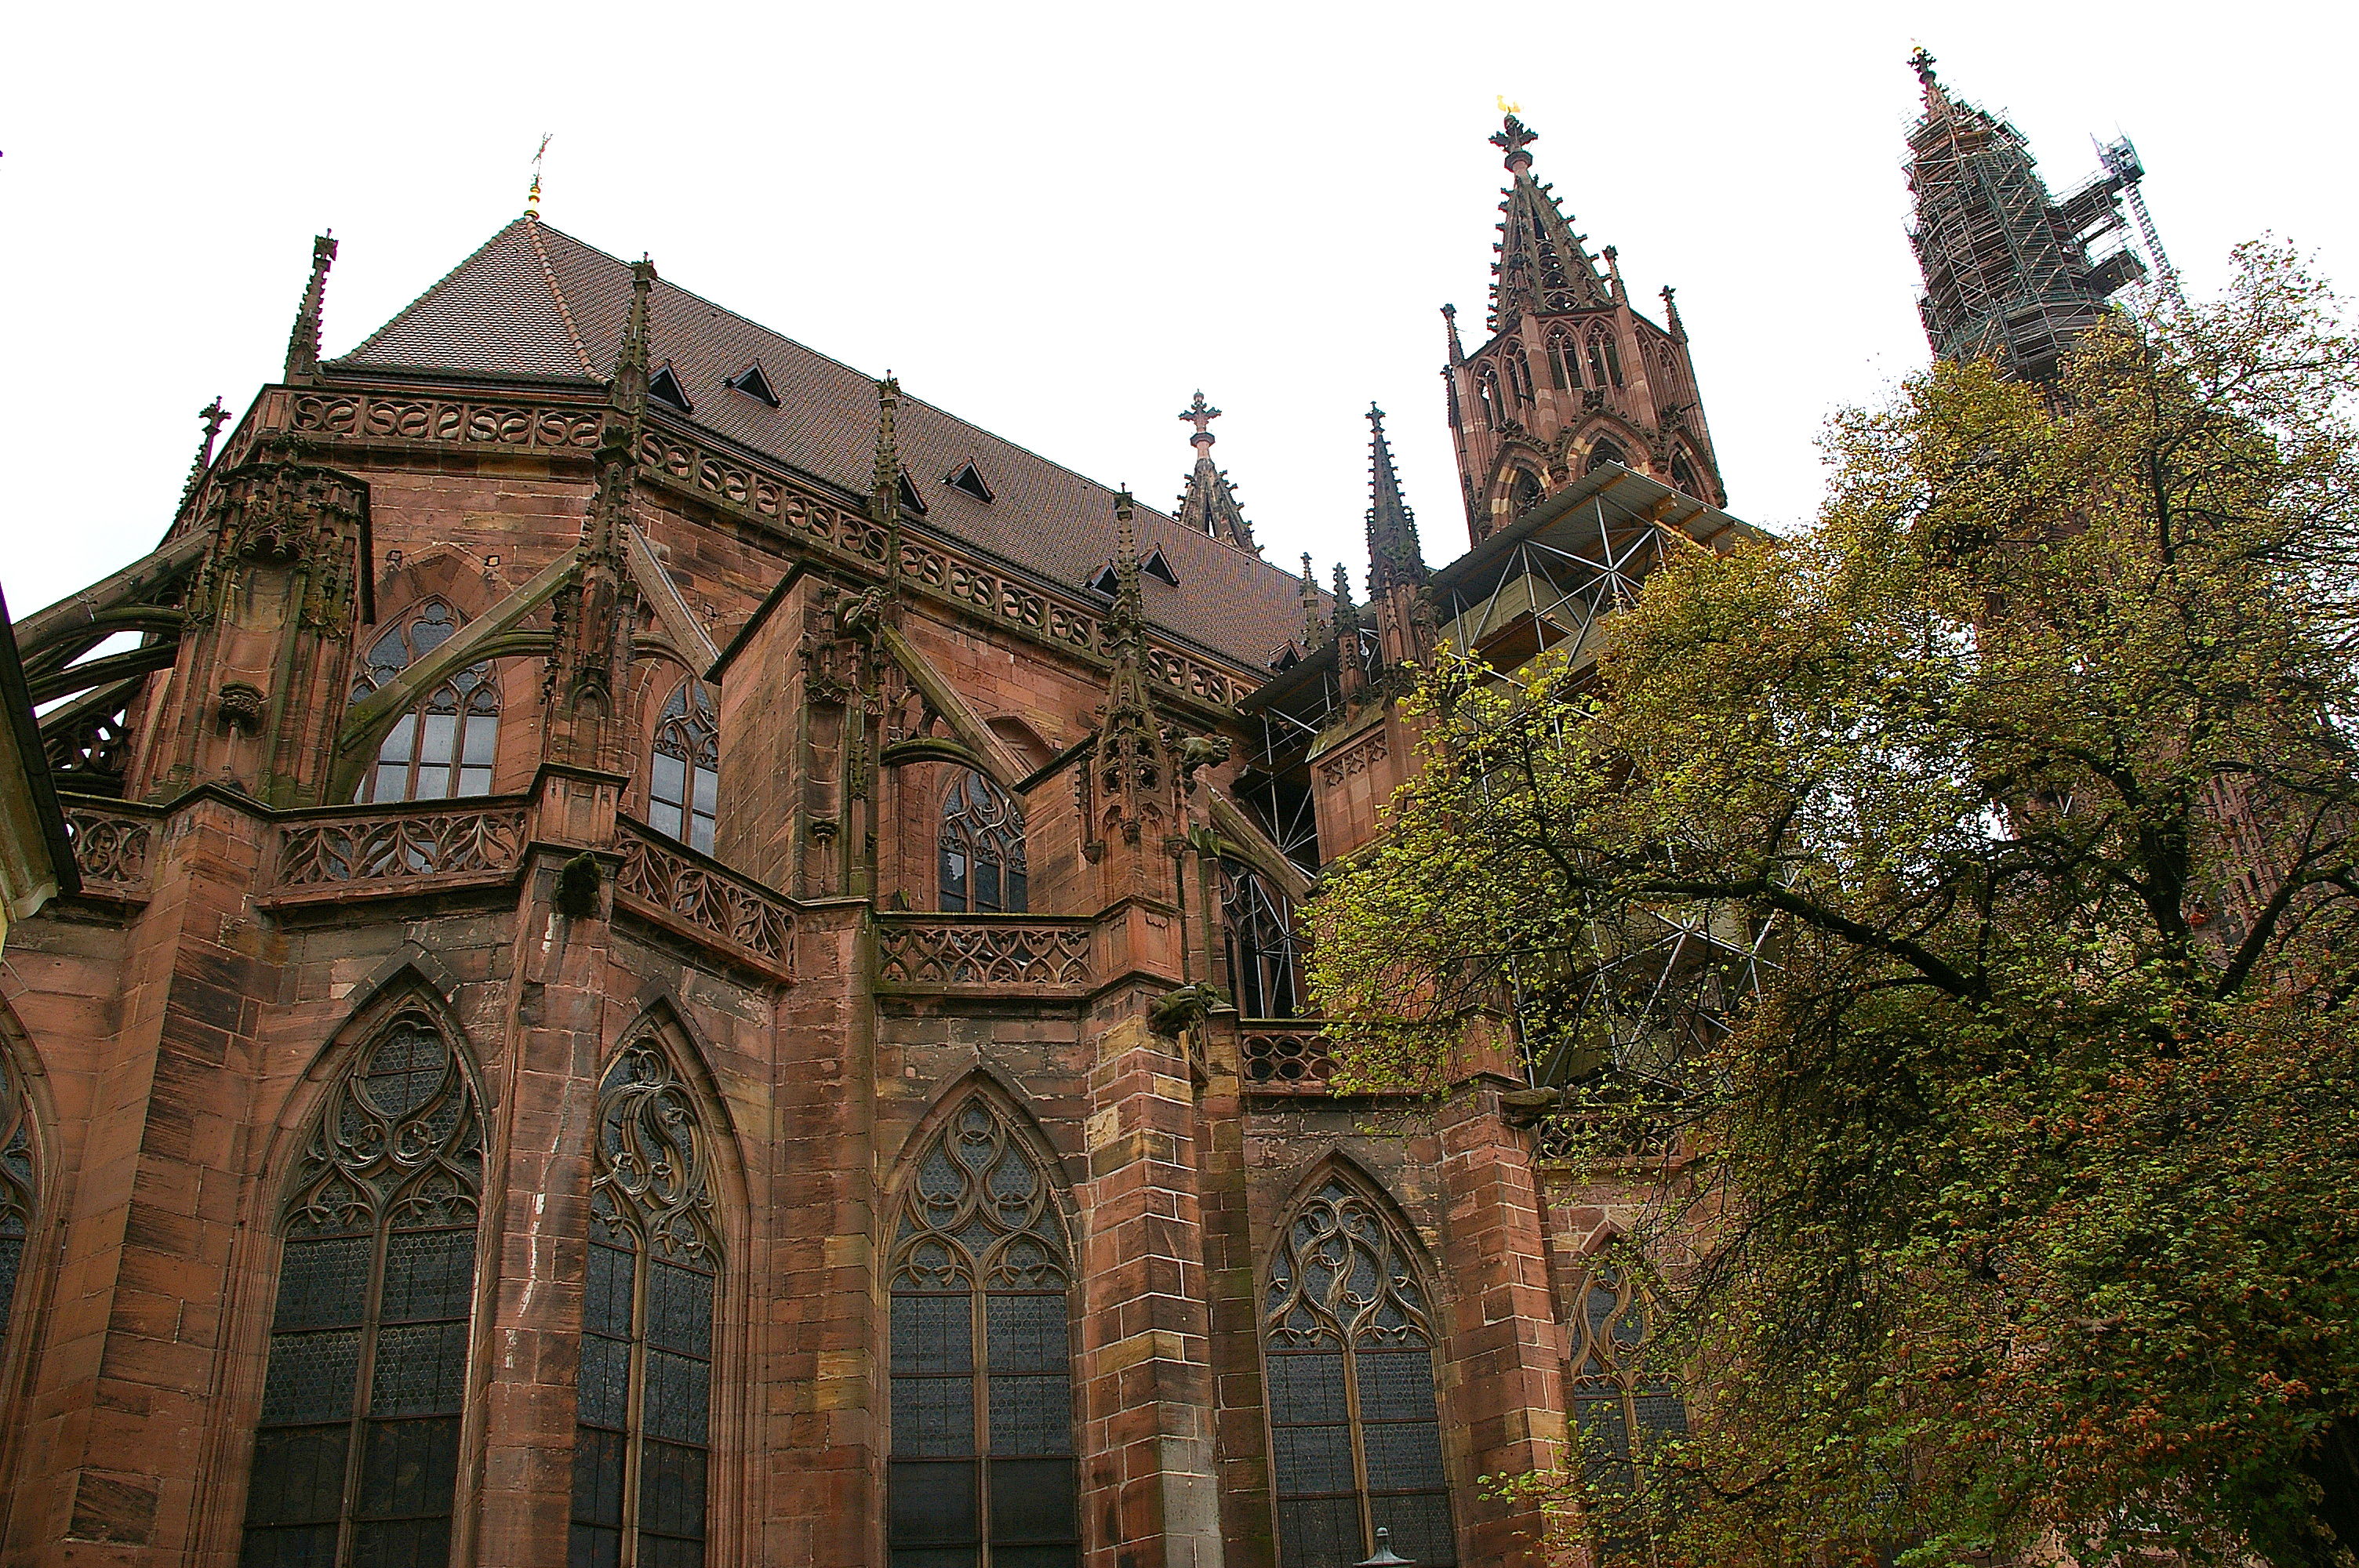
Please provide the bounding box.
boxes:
[336,217,1312,672]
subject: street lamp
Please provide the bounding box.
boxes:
[1355,1526,1415,1566]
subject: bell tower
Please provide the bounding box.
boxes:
[1443,113,1728,544]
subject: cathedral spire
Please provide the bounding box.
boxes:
[1363,404,1425,593]
[283,234,338,383]
[1485,114,1611,332]
[1172,390,1258,551]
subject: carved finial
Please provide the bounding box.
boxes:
[615,257,655,413]
[527,132,553,214]
[1660,284,1685,340]
[1602,244,1626,302]
[179,397,231,513]
[1180,389,1222,448]
[1909,45,1938,88]
[283,232,338,383]
[1299,553,1323,648]
[1441,302,1463,366]
[1490,112,1538,173]
[1106,488,1144,655]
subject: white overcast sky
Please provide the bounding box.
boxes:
[4,0,2352,620]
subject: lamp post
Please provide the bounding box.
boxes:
[1355,1526,1415,1566]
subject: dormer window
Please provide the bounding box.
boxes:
[896,470,929,516]
[1140,547,1179,587]
[648,363,692,412]
[946,461,993,502]
[1087,564,1120,599]
[726,362,780,406]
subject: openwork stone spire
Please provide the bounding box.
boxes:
[1486,115,1612,332]
[1172,390,1257,551]
[283,234,338,383]
[1363,404,1426,593]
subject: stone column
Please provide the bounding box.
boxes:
[1078,1004,1222,1568]
[1436,1086,1568,1568]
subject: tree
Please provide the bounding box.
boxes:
[1308,245,2359,1567]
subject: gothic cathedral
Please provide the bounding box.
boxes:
[5,111,1751,1568]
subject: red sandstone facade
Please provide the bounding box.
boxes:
[0,116,1734,1568]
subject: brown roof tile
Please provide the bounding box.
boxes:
[336,217,1312,672]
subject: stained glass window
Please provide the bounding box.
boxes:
[570,1038,721,1568]
[1221,859,1303,1019]
[1262,1177,1455,1567]
[1568,1260,1687,1501]
[940,772,1027,914]
[889,1095,1076,1568]
[241,1014,483,1568]
[0,1050,35,1359]
[649,681,720,855]
[352,600,500,804]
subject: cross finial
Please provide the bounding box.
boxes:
[1180,389,1222,447]
[199,397,231,447]
[1908,46,1938,88]
[527,133,552,213]
[1490,112,1538,172]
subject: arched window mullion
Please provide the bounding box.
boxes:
[572,1036,721,1568]
[889,1094,1077,1567]
[353,600,502,804]
[0,1050,35,1361]
[650,681,721,854]
[1262,1177,1455,1567]
[242,1011,484,1568]
[940,772,1027,914]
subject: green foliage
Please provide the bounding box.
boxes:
[1309,245,2359,1566]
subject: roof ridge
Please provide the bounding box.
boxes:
[342,216,535,362]
[523,215,598,378]
[526,220,1307,588]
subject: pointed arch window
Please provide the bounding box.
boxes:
[889,1095,1078,1568]
[1586,326,1625,391]
[242,1012,483,1568]
[940,771,1027,913]
[571,1037,722,1568]
[1222,858,1303,1018]
[1503,343,1534,405]
[352,600,500,804]
[0,1051,36,1360]
[1670,450,1705,500]
[1510,468,1547,516]
[650,680,720,854]
[1569,1257,1687,1506]
[1548,332,1579,390]
[1586,439,1629,477]
[1263,1177,1456,1566]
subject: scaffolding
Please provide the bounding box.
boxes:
[1906,74,2157,381]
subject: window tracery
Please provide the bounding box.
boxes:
[0,1051,34,1360]
[649,681,720,855]
[889,1095,1078,1567]
[940,771,1027,914]
[1586,438,1629,477]
[1670,449,1705,500]
[242,1012,483,1568]
[571,1036,722,1568]
[352,600,500,804]
[1261,1177,1455,1566]
[1222,858,1303,1018]
[1568,1258,1687,1500]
